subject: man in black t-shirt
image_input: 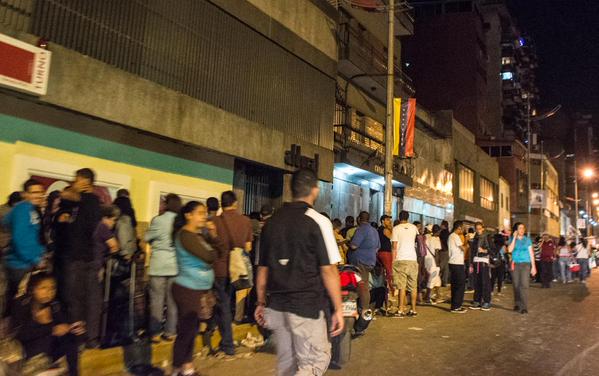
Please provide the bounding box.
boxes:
[60,168,102,348]
[255,169,343,375]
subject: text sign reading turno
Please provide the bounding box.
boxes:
[0,33,51,96]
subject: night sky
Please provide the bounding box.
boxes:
[506,0,599,113]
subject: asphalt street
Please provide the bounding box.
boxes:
[191,272,599,376]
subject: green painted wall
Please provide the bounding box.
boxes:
[0,114,233,185]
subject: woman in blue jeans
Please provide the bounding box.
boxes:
[557,237,573,283]
[507,223,537,314]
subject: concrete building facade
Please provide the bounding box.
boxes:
[452,119,500,228]
[328,2,415,221]
[0,0,338,220]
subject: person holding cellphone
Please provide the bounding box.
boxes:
[507,222,537,314]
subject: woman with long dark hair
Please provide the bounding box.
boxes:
[507,222,537,314]
[112,196,138,258]
[171,201,220,376]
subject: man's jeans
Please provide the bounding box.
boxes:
[354,263,373,310]
[214,277,234,354]
[65,260,102,341]
[149,276,177,336]
[577,258,589,281]
[472,262,491,304]
[264,308,330,376]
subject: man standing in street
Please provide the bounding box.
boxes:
[146,193,182,342]
[349,211,380,312]
[212,191,253,355]
[377,215,393,296]
[438,220,450,286]
[3,179,45,308]
[391,211,419,317]
[449,221,467,313]
[470,222,493,311]
[255,169,343,376]
[61,168,102,347]
[540,233,556,288]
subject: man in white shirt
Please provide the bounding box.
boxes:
[448,221,467,313]
[391,211,419,317]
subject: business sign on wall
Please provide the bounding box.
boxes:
[0,33,51,96]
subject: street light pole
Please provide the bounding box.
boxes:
[574,153,580,243]
[384,0,395,216]
[526,102,561,238]
[526,96,532,238]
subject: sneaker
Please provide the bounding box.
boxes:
[393,311,406,318]
[407,310,418,317]
[552,279,558,282]
[520,309,528,314]
[513,306,520,311]
[481,303,491,311]
[470,302,481,310]
[450,307,467,314]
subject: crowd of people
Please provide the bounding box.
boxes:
[0,168,266,376]
[0,167,595,376]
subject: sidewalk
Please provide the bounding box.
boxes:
[80,324,260,376]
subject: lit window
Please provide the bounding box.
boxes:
[459,164,474,203]
[480,177,496,210]
[501,57,512,65]
[502,72,513,80]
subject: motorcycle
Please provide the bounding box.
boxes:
[330,265,373,368]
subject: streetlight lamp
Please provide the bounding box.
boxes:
[571,163,595,243]
[583,168,594,179]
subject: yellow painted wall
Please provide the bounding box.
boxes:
[0,141,231,223]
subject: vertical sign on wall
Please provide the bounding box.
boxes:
[393,98,416,157]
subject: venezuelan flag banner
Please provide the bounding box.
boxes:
[393,98,416,157]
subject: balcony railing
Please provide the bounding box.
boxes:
[339,21,415,96]
[334,103,384,153]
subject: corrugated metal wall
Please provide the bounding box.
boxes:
[1,0,334,149]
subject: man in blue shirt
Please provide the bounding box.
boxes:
[350,211,380,311]
[3,178,46,306]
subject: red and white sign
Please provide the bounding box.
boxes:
[0,33,51,96]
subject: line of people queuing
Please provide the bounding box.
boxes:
[331,211,594,318]
[0,168,271,376]
[1,167,595,376]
